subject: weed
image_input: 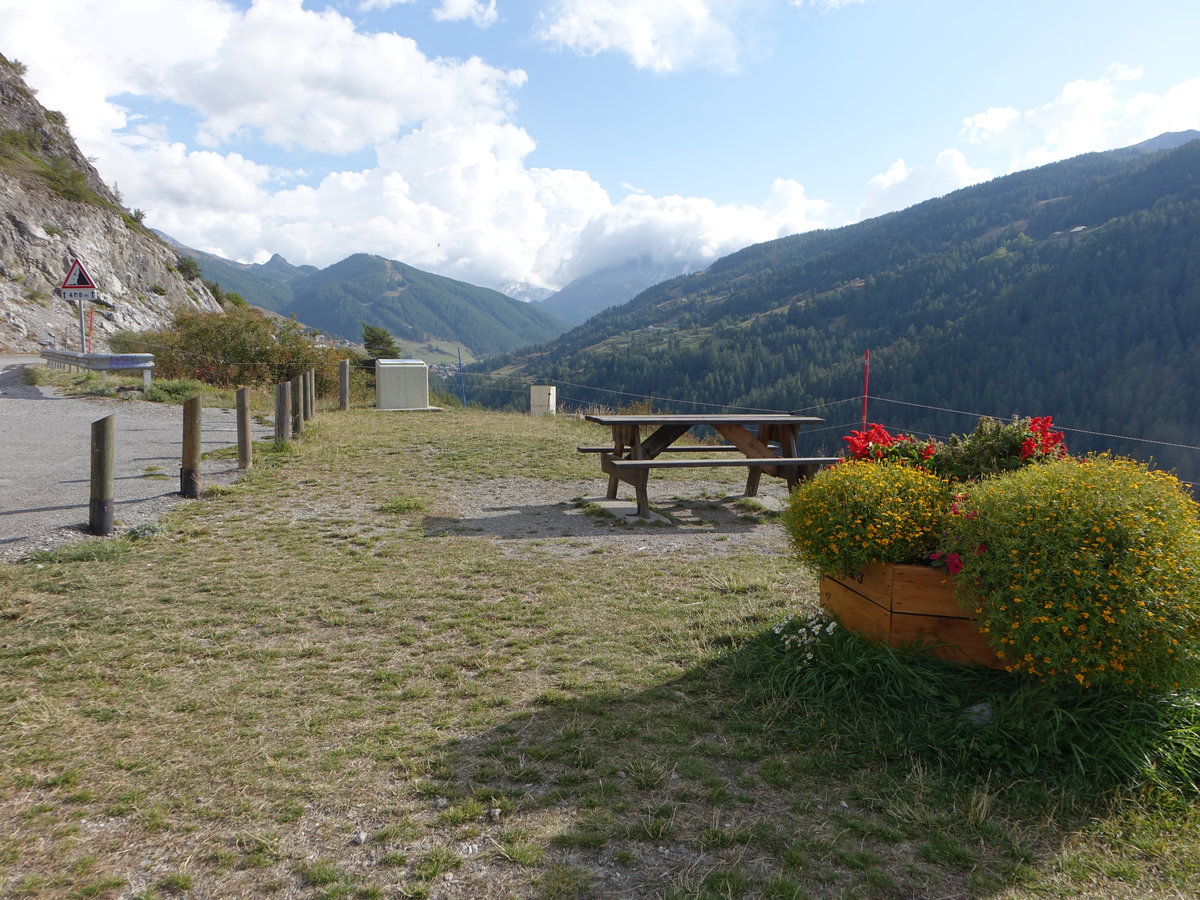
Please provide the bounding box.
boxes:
[377,496,424,514]
[410,846,462,881]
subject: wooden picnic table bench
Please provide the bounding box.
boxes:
[582,413,836,517]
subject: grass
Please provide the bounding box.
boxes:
[0,407,1197,898]
[26,366,277,411]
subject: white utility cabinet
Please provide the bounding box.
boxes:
[375,358,430,410]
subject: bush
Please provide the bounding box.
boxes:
[927,415,1066,481]
[783,460,951,578]
[946,455,1200,692]
[175,255,201,281]
[112,307,350,391]
[144,378,205,404]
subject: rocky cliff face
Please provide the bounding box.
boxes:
[0,54,221,353]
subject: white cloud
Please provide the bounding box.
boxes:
[538,0,745,73]
[561,178,832,283]
[962,106,1020,145]
[964,68,1200,171]
[358,0,417,10]
[859,150,991,219]
[433,0,498,27]
[0,0,834,293]
[789,0,867,8]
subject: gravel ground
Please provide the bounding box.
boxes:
[0,357,273,562]
[427,474,795,559]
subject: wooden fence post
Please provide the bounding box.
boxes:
[291,374,303,436]
[339,359,350,410]
[180,395,202,498]
[275,382,291,444]
[236,385,252,470]
[303,368,314,420]
[89,415,115,536]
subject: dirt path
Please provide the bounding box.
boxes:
[0,358,272,562]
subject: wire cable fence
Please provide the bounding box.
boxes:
[431,368,1200,487]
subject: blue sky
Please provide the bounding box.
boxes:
[2,0,1199,293]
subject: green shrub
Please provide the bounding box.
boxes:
[175,255,201,281]
[112,307,349,391]
[946,455,1200,692]
[782,460,951,578]
[143,379,205,404]
[927,415,1066,482]
[42,156,93,202]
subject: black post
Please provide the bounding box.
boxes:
[89,415,115,535]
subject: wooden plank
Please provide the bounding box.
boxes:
[834,563,895,611]
[586,414,825,426]
[606,456,839,469]
[889,613,1005,668]
[820,577,890,641]
[577,444,747,453]
[640,422,694,458]
[713,422,774,458]
[892,565,966,617]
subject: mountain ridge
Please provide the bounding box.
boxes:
[163,238,568,358]
[475,134,1200,482]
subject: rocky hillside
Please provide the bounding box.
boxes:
[0,53,220,353]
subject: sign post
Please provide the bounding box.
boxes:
[60,259,98,353]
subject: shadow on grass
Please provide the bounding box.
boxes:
[417,632,1138,899]
[421,496,773,542]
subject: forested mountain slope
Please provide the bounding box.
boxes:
[287,254,566,358]
[164,242,568,357]
[480,136,1200,480]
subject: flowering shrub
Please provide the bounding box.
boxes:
[945,455,1200,692]
[926,416,1067,482]
[783,460,951,578]
[843,423,937,464]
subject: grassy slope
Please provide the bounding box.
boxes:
[0,408,1197,899]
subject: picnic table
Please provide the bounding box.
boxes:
[581,413,839,517]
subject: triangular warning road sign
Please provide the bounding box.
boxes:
[61,259,96,290]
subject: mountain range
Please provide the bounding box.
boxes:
[165,239,567,361]
[475,131,1200,484]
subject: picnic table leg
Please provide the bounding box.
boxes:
[776,424,802,490]
[745,468,762,496]
[634,470,650,518]
[607,424,640,499]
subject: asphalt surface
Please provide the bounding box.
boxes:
[0,355,273,562]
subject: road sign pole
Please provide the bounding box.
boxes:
[77,295,86,353]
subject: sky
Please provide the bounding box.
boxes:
[2,0,1199,295]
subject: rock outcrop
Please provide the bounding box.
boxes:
[0,53,220,352]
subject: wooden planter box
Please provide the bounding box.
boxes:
[820,562,1005,669]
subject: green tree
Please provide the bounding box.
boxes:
[362,323,400,360]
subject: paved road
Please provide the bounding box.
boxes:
[0,356,273,561]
